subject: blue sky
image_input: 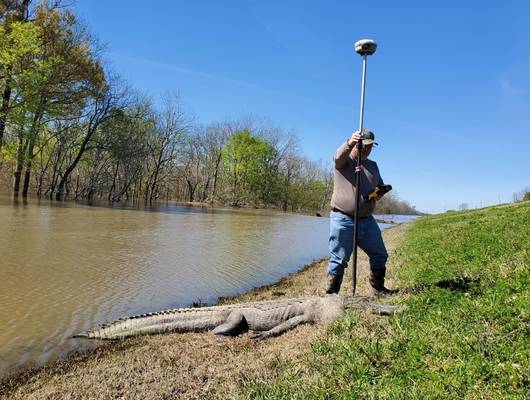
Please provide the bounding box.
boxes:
[73,1,530,214]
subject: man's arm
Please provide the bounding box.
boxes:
[334,131,361,169]
[373,164,385,202]
[377,164,384,186]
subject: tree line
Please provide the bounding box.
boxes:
[0,0,419,215]
[513,187,530,203]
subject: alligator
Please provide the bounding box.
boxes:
[74,295,401,341]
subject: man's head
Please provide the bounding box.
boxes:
[361,129,377,146]
[353,129,378,159]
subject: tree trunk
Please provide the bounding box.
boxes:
[36,171,44,197]
[211,151,222,202]
[74,173,81,199]
[108,160,119,201]
[0,82,12,156]
[22,159,32,196]
[201,177,210,202]
[186,179,196,202]
[149,146,164,204]
[56,133,92,200]
[13,136,27,195]
[22,108,44,197]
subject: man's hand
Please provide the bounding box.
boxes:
[370,195,383,206]
[348,130,362,147]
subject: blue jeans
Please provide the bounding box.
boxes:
[327,211,388,276]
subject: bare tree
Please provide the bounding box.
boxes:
[458,203,469,211]
[55,75,127,200]
[144,94,188,203]
[512,186,530,202]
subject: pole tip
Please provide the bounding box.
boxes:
[354,39,377,56]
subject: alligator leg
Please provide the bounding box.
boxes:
[350,298,402,315]
[212,311,248,336]
[250,315,311,340]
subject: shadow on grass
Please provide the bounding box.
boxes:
[435,277,480,292]
[401,277,481,295]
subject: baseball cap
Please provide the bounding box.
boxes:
[361,129,378,146]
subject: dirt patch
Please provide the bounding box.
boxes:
[0,224,410,400]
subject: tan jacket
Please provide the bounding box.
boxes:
[330,141,383,217]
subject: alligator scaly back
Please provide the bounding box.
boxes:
[74,305,235,340]
[74,296,402,340]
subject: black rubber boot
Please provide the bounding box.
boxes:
[369,269,397,296]
[325,273,344,294]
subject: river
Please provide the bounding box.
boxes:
[0,195,418,377]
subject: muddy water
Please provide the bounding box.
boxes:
[0,196,415,377]
[1,196,335,377]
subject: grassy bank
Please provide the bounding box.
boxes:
[247,202,530,399]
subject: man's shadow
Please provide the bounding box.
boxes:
[401,276,481,295]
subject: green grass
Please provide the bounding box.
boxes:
[245,202,530,399]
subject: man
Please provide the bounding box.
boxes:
[325,129,394,296]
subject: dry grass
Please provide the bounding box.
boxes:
[0,224,410,400]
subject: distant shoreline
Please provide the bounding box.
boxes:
[0,192,423,219]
